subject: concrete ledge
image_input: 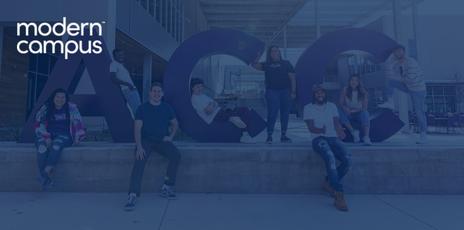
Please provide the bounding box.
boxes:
[1,142,463,194]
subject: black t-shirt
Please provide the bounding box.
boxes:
[261,60,295,90]
[135,102,175,141]
[47,108,70,136]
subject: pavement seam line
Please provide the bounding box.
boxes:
[374,195,440,230]
[157,199,171,230]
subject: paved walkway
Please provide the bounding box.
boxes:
[1,193,463,230]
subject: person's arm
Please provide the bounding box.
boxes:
[70,103,85,145]
[289,73,296,99]
[250,51,264,71]
[339,87,351,114]
[134,120,145,160]
[110,72,135,90]
[34,105,52,146]
[305,119,326,134]
[204,101,217,115]
[362,90,369,111]
[333,116,346,140]
[251,62,263,71]
[163,119,178,142]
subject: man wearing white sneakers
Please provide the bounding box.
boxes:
[379,45,428,144]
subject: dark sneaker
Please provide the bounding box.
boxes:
[160,184,177,200]
[280,135,292,143]
[124,194,137,211]
[266,136,273,144]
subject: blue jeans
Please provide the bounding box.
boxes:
[385,80,427,133]
[265,89,291,136]
[338,108,370,128]
[312,137,352,192]
[123,88,142,114]
[36,134,73,179]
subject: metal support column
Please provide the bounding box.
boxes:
[392,0,411,133]
[283,25,288,58]
[315,0,321,39]
[143,54,153,103]
[0,26,3,78]
[412,0,419,59]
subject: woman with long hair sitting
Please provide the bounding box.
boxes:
[34,88,85,190]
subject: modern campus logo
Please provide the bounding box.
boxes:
[16,17,104,59]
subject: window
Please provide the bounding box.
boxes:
[161,0,167,28]
[26,54,58,117]
[156,0,161,22]
[148,0,154,16]
[167,0,172,33]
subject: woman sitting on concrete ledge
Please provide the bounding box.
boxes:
[34,88,85,190]
[190,78,265,143]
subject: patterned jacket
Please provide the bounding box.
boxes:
[34,102,86,143]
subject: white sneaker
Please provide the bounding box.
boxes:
[363,137,372,146]
[378,98,394,109]
[240,133,256,144]
[352,130,360,143]
[229,116,247,129]
[416,132,427,144]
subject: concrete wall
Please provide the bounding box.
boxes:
[1,143,463,194]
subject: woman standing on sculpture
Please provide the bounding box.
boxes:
[252,45,296,144]
[34,88,85,190]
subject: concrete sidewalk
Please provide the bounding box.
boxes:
[1,193,463,230]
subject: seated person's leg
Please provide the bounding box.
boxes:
[358,110,372,144]
[339,107,359,142]
[230,107,266,137]
[312,137,343,192]
[214,108,247,129]
[35,137,49,179]
[380,80,410,109]
[154,142,181,186]
[45,135,73,175]
[128,141,152,197]
[328,138,352,180]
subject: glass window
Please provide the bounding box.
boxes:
[149,0,154,16]
[37,54,50,75]
[162,0,167,28]
[156,0,161,22]
[167,0,172,33]
[140,0,147,9]
[26,54,58,114]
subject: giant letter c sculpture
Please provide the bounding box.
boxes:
[164,29,265,142]
[295,28,404,142]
